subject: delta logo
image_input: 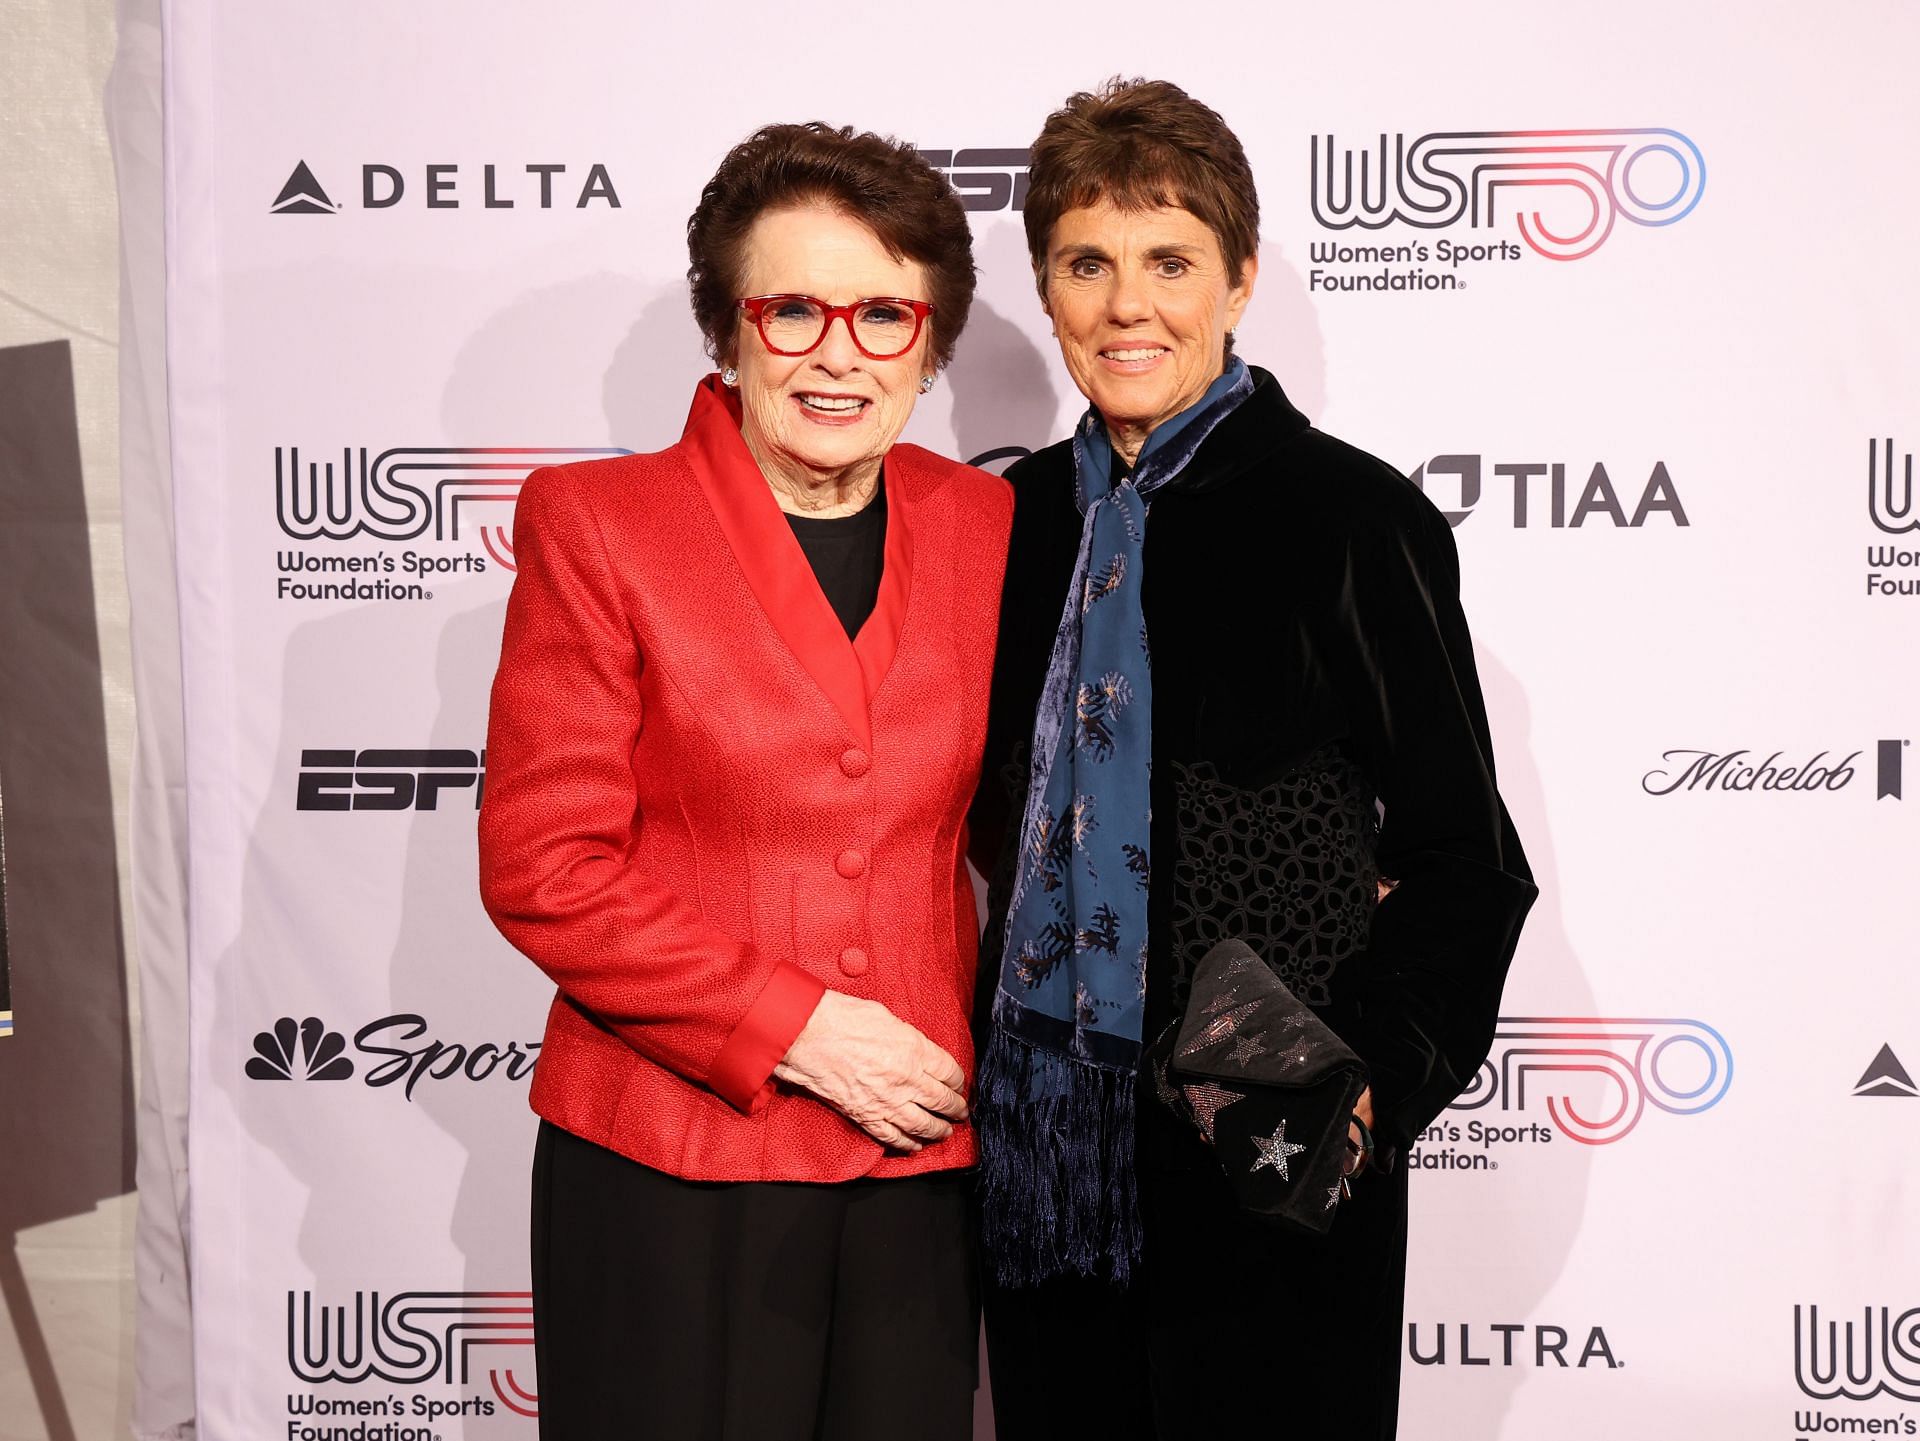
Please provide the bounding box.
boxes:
[1853,1044,1917,1100]
[271,158,619,214]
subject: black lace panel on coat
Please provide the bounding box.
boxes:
[1168,743,1379,1010]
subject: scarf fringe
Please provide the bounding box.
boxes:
[975,1022,1141,1288]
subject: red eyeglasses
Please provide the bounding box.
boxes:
[737,294,935,360]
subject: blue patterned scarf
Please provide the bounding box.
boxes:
[977,359,1255,1285]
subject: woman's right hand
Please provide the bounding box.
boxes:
[773,991,969,1152]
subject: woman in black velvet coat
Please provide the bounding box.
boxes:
[969,79,1537,1441]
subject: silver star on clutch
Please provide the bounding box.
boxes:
[1182,1082,1245,1144]
[1228,1034,1268,1067]
[1324,1184,1343,1211]
[1249,1121,1306,1181]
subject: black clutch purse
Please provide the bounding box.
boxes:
[1153,939,1369,1235]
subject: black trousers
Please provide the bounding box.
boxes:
[530,1121,978,1441]
[983,1156,1409,1441]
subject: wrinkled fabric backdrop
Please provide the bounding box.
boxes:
[144,2,1920,1436]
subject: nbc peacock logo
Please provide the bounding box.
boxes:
[246,1017,355,1082]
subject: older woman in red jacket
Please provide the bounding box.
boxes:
[478,123,1009,1439]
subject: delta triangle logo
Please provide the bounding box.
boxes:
[1852,1043,1918,1098]
[272,160,337,215]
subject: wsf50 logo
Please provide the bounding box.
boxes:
[273,446,628,602]
[287,1289,537,1419]
[1410,1016,1731,1171]
[1794,1305,1920,1404]
[1307,128,1704,293]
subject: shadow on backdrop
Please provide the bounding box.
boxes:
[0,340,137,1441]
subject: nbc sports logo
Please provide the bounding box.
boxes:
[247,1017,353,1081]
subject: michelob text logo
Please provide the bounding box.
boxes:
[1308,128,1704,292]
[1641,743,1907,798]
[1412,1017,1732,1169]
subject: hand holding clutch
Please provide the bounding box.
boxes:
[1154,938,1369,1235]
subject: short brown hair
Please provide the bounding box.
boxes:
[687,122,975,370]
[1023,78,1259,297]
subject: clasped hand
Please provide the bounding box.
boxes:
[774,991,969,1152]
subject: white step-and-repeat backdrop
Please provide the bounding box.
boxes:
[160,2,1920,1435]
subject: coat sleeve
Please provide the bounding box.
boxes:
[1322,481,1537,1156]
[477,467,825,1114]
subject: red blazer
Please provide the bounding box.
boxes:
[479,376,1012,1182]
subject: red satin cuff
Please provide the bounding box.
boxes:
[706,961,828,1114]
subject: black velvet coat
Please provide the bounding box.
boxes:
[969,367,1537,1166]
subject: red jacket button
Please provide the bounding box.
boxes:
[839,748,871,778]
[839,946,869,976]
[835,849,866,879]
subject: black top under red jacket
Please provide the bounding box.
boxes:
[967,367,1537,1162]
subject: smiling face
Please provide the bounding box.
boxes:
[1042,199,1256,462]
[731,204,933,509]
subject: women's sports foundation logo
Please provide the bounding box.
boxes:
[1794,1305,1920,1403]
[1307,129,1704,292]
[287,1289,539,1417]
[272,445,631,598]
[1450,1016,1733,1144]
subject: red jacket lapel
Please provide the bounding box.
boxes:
[853,446,916,707]
[678,376,917,751]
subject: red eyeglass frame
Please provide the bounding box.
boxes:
[736,294,936,360]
